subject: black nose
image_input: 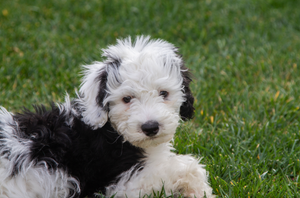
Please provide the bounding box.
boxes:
[141,121,159,137]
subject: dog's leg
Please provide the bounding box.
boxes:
[165,154,214,198]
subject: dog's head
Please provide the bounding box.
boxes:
[79,36,194,148]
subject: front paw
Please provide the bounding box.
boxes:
[176,160,214,198]
[182,190,215,198]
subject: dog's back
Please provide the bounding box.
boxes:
[0,104,144,198]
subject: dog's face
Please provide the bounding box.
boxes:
[79,36,194,148]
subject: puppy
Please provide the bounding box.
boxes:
[0,36,213,198]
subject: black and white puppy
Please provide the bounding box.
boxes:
[0,36,213,198]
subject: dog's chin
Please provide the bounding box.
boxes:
[128,134,174,149]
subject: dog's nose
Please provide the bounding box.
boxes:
[141,121,159,137]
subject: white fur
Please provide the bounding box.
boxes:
[79,62,108,128]
[106,143,213,198]
[85,36,214,197]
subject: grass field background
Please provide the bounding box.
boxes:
[1,0,300,197]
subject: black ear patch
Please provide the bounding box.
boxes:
[96,59,121,112]
[180,66,195,121]
[96,70,108,111]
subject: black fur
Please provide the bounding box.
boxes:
[13,104,145,198]
[96,69,109,110]
[179,61,195,121]
[96,59,121,111]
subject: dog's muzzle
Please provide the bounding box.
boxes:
[141,120,159,137]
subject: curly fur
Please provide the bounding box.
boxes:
[0,36,213,198]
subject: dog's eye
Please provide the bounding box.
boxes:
[122,96,132,103]
[159,91,169,99]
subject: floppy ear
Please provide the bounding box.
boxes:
[180,67,195,121]
[78,55,121,129]
[79,63,109,129]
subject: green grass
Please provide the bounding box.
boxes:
[1,0,300,197]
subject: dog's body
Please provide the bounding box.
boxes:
[0,36,213,198]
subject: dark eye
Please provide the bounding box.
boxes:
[122,96,132,103]
[159,91,169,99]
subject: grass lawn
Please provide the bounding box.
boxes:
[1,0,300,197]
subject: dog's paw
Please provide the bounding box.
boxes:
[180,188,215,198]
[182,190,216,198]
[174,157,214,198]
